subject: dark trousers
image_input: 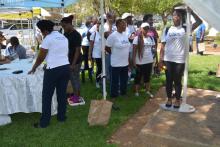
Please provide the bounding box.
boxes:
[110,66,128,98]
[95,58,102,83]
[164,61,185,100]
[135,63,153,84]
[40,64,70,127]
[81,46,93,82]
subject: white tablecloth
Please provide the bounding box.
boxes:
[0,59,57,125]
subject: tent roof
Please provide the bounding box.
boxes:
[0,0,78,8]
[0,7,51,20]
[184,0,220,31]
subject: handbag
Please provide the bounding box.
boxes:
[198,42,206,52]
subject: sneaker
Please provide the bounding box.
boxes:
[146,91,154,98]
[135,92,139,97]
[96,82,100,88]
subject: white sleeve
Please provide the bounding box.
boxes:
[161,28,167,43]
[90,32,95,41]
[106,34,114,47]
[41,37,50,50]
[4,47,10,56]
[89,25,97,33]
[133,36,138,45]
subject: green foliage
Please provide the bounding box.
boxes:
[216,32,220,41]
[65,0,183,22]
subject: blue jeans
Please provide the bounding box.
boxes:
[40,64,70,127]
[110,66,128,98]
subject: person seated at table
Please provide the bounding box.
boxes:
[5,36,27,60]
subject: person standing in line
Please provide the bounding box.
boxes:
[61,15,82,104]
[28,20,70,128]
[81,18,93,83]
[196,23,206,55]
[122,12,136,82]
[88,21,103,88]
[159,8,202,108]
[106,19,130,100]
[133,23,155,98]
[104,12,116,82]
[143,14,159,74]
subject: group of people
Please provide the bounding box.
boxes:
[28,6,202,128]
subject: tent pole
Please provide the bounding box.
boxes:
[61,0,64,17]
[179,7,195,113]
[100,0,107,100]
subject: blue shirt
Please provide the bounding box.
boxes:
[196,24,206,39]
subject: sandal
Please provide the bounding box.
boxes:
[173,99,181,109]
[165,99,172,108]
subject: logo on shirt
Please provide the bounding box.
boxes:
[121,40,129,44]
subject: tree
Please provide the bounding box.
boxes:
[65,0,182,25]
[133,0,183,25]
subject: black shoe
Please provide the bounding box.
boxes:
[173,99,181,109]
[165,99,172,108]
[57,117,67,122]
[33,123,47,128]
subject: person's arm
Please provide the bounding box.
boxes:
[71,33,82,70]
[88,41,94,60]
[158,42,165,70]
[28,48,48,74]
[191,9,202,31]
[200,27,205,42]
[71,46,81,70]
[87,32,91,41]
[105,46,111,54]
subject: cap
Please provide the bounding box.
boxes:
[121,13,134,19]
[141,22,150,28]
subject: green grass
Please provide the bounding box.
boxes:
[0,55,219,147]
[214,40,220,45]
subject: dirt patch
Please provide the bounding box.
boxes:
[109,87,220,147]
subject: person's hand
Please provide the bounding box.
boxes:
[158,60,164,71]
[88,55,92,61]
[133,61,137,69]
[70,64,76,71]
[187,6,193,13]
[28,68,36,74]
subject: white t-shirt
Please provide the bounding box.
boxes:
[106,31,130,67]
[81,26,90,46]
[133,36,155,65]
[41,31,69,69]
[104,23,117,33]
[89,24,97,34]
[125,25,136,38]
[161,26,186,63]
[125,25,136,52]
[90,31,102,58]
